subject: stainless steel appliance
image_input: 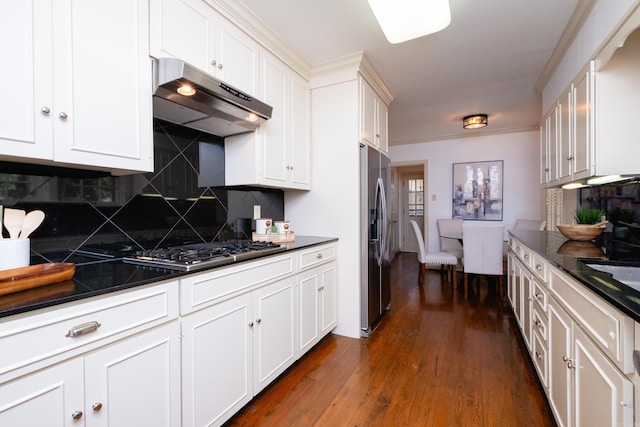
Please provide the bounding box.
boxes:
[360,145,392,336]
[123,240,286,271]
[152,58,273,137]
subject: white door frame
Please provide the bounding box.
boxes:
[395,162,428,252]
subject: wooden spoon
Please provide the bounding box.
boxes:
[19,210,45,239]
[4,208,25,239]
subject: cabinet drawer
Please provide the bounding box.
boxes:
[0,280,178,377]
[532,305,548,342]
[298,243,336,271]
[531,279,548,313]
[180,253,295,314]
[530,252,547,282]
[510,237,531,267]
[549,268,634,373]
[532,329,548,388]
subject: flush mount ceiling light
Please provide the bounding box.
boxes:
[368,0,451,44]
[463,114,488,129]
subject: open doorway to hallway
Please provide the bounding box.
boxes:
[394,164,427,253]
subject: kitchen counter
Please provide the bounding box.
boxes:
[510,230,640,322]
[0,236,337,319]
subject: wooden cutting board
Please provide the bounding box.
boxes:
[0,263,75,297]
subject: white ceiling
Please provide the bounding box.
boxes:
[239,0,582,145]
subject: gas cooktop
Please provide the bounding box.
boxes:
[122,240,286,271]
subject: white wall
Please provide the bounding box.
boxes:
[389,130,543,252]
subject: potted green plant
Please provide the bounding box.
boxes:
[557,208,606,241]
[573,208,604,225]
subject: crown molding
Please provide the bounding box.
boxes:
[535,0,596,91]
[310,52,394,104]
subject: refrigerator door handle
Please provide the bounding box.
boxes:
[375,177,387,266]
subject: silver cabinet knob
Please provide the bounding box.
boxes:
[211,60,217,67]
[316,254,323,259]
[217,63,223,69]
[256,318,261,324]
[71,411,83,421]
[41,106,50,114]
[59,112,68,119]
[248,321,254,327]
[92,402,103,412]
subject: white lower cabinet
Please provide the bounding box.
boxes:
[0,322,181,427]
[298,261,337,355]
[548,299,633,427]
[181,274,298,426]
[508,234,635,427]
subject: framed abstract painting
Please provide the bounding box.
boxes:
[452,160,503,220]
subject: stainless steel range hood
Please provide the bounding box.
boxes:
[152,58,272,137]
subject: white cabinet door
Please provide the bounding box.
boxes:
[318,263,337,336]
[181,294,253,427]
[253,277,297,393]
[290,72,311,187]
[548,301,573,427]
[261,52,289,185]
[84,322,181,427]
[377,99,389,153]
[0,1,54,160]
[150,0,216,75]
[298,267,320,355]
[572,70,592,180]
[0,0,153,173]
[558,91,572,181]
[573,326,633,427]
[0,359,83,427]
[360,79,376,147]
[540,123,549,185]
[150,0,258,95]
[52,0,153,173]
[548,108,559,183]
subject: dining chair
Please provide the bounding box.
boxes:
[437,218,463,258]
[514,219,546,231]
[410,220,458,287]
[462,222,505,300]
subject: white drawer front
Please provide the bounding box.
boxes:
[532,305,548,342]
[549,268,634,373]
[532,329,548,388]
[530,252,547,282]
[0,281,178,376]
[510,237,531,268]
[298,244,336,272]
[180,253,295,314]
[531,279,548,313]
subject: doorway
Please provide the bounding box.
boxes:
[399,169,425,253]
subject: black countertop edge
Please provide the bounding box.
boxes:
[0,236,339,320]
[509,230,640,323]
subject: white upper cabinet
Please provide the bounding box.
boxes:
[0,0,154,174]
[150,0,259,96]
[360,77,389,153]
[225,50,310,190]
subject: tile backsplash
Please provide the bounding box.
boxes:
[0,120,283,257]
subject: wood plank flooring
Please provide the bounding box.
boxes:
[224,252,556,426]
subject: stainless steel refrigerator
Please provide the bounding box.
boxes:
[360,145,391,336]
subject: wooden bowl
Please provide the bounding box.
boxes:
[557,224,606,241]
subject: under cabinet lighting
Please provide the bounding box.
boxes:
[561,182,586,190]
[368,0,451,44]
[586,175,623,185]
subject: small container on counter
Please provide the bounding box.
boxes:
[255,218,272,235]
[0,238,30,270]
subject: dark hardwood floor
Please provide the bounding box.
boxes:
[225,252,556,426]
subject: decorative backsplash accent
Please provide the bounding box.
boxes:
[0,120,284,258]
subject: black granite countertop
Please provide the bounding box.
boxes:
[509,230,640,323]
[0,236,338,319]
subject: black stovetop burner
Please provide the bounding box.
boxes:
[122,240,286,271]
